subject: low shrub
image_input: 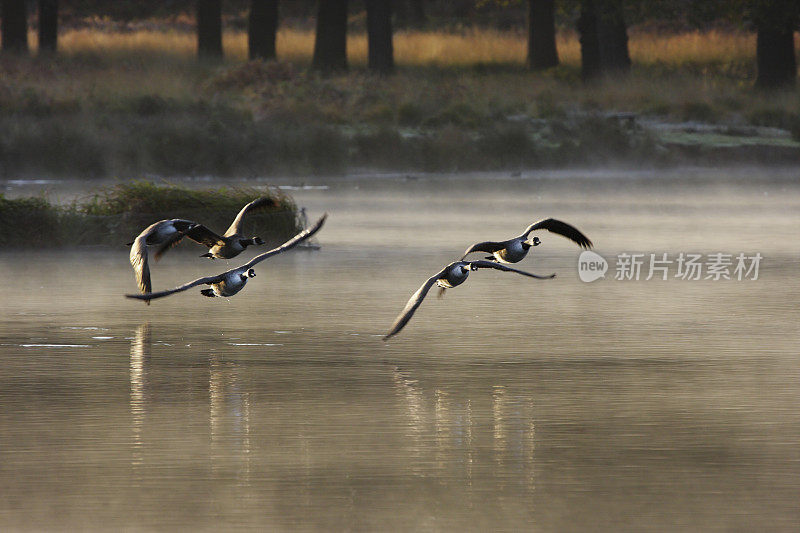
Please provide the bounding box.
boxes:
[0,182,300,248]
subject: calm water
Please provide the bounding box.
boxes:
[1,170,799,531]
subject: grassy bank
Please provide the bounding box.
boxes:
[1,28,798,178]
[0,182,301,247]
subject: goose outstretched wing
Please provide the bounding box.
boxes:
[153,230,189,261]
[383,266,449,340]
[184,224,226,248]
[521,218,593,248]
[224,197,275,237]
[459,240,509,260]
[129,233,152,304]
[468,260,556,279]
[125,273,226,302]
[242,214,328,269]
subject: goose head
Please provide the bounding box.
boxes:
[522,236,541,249]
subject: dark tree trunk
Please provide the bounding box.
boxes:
[1,0,29,53]
[527,0,558,70]
[38,0,58,54]
[595,0,630,74]
[755,27,796,89]
[577,0,601,81]
[366,0,393,74]
[248,0,278,60]
[312,0,348,72]
[197,0,223,59]
[753,0,798,89]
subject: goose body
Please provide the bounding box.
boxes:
[201,268,256,298]
[491,238,528,264]
[184,197,275,259]
[125,214,327,302]
[436,262,472,289]
[383,260,555,340]
[461,218,593,264]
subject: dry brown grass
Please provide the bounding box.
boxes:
[40,27,772,69]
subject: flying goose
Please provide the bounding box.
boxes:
[128,219,199,304]
[125,214,327,302]
[460,218,593,264]
[166,197,277,260]
[383,260,554,340]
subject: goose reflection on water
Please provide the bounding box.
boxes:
[209,353,252,484]
[390,367,536,497]
[128,324,253,485]
[130,322,150,472]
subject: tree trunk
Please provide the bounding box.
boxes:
[1,0,29,53]
[595,0,630,74]
[312,0,348,72]
[197,0,223,59]
[753,0,798,89]
[366,0,393,74]
[755,27,796,89]
[38,0,58,54]
[248,0,278,60]
[577,0,601,81]
[527,0,558,70]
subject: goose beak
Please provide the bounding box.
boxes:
[525,237,541,247]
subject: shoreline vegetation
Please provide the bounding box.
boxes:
[0,27,799,179]
[0,182,302,247]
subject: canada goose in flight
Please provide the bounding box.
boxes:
[128,219,199,304]
[125,214,327,302]
[169,197,276,260]
[383,260,555,340]
[460,218,592,264]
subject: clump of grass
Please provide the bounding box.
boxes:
[746,107,800,139]
[0,194,62,246]
[81,181,292,215]
[0,182,301,248]
[207,60,298,91]
[680,101,720,122]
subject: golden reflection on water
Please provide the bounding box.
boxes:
[209,353,252,485]
[391,365,538,504]
[129,322,150,472]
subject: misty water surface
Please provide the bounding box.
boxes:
[1,170,799,531]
